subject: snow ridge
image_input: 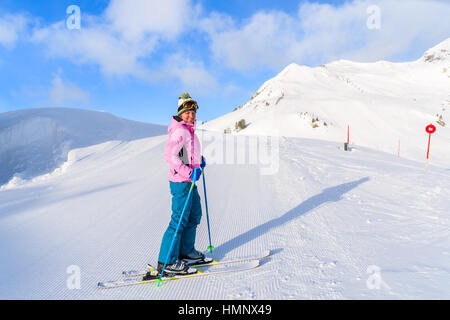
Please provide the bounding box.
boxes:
[0,108,167,186]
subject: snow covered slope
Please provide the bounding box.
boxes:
[1,131,449,299]
[0,108,167,187]
[200,38,450,167]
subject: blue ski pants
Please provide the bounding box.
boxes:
[158,181,202,264]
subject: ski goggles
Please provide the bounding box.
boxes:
[178,101,198,115]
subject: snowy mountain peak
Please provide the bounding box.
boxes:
[422,38,450,63]
[277,62,314,79]
[280,62,306,73]
[200,38,450,166]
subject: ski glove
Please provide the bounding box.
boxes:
[190,167,202,182]
[201,156,206,170]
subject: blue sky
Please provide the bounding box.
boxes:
[0,0,449,125]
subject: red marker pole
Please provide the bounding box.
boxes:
[344,125,349,151]
[425,124,436,169]
[347,125,350,145]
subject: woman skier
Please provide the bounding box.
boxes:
[157,92,207,276]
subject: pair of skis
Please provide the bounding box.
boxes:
[97,250,271,289]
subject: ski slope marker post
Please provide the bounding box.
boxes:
[344,125,350,151]
[425,124,436,169]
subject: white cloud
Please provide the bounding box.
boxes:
[196,11,234,35]
[207,11,302,71]
[31,18,157,77]
[158,53,218,93]
[29,0,217,86]
[0,14,28,49]
[202,0,450,71]
[11,0,450,86]
[49,73,90,106]
[105,0,193,42]
[297,0,450,63]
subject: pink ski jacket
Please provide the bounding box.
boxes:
[164,116,202,183]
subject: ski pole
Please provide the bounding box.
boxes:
[202,170,214,253]
[157,176,197,287]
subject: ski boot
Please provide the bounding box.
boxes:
[179,249,213,266]
[156,259,197,277]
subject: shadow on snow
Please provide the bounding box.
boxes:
[212,177,370,260]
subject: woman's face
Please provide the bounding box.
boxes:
[180,110,196,124]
